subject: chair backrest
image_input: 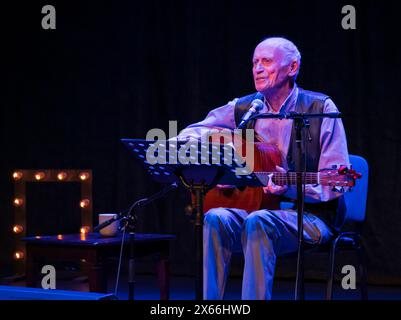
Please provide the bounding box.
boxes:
[342,155,369,223]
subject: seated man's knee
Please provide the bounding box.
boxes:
[244,210,272,226]
[244,210,279,239]
[204,208,231,228]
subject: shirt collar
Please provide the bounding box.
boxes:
[263,84,298,114]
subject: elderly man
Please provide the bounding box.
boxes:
[178,37,349,300]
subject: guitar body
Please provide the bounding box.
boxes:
[201,140,283,213]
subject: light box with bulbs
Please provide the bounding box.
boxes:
[11,169,93,275]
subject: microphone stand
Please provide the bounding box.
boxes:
[93,182,178,300]
[248,111,341,300]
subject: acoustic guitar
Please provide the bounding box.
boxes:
[200,138,361,213]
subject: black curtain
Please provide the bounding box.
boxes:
[1,0,401,285]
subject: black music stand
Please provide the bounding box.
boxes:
[121,138,264,300]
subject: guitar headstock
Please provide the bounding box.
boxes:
[320,165,362,188]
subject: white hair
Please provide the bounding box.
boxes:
[258,37,302,80]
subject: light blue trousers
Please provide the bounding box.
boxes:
[203,208,333,300]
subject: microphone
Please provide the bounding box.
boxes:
[237,99,265,129]
[131,182,178,209]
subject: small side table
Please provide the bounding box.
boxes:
[22,233,175,299]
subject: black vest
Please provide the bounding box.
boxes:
[234,88,345,231]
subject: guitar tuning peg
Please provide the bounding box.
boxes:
[331,186,337,192]
[340,187,345,193]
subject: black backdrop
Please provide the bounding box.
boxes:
[1,0,401,285]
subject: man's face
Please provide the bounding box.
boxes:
[252,43,292,93]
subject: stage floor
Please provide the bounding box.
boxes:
[3,272,401,300]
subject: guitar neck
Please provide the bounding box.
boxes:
[258,172,319,186]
